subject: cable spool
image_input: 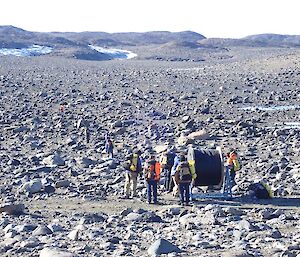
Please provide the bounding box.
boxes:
[188,146,224,187]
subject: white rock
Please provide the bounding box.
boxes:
[67,229,79,241]
[192,233,203,241]
[22,180,42,193]
[204,204,215,211]
[187,129,209,140]
[3,224,15,233]
[125,212,143,222]
[154,144,168,153]
[42,154,65,166]
[1,238,18,247]
[179,213,196,227]
[40,247,77,257]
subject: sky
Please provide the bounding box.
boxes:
[1,0,299,38]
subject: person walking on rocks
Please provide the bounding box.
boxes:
[148,121,160,139]
[84,126,90,144]
[77,117,90,144]
[59,103,65,114]
[123,150,142,198]
[144,153,161,204]
[174,155,196,206]
[105,137,114,158]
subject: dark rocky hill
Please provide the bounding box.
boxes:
[0,26,205,47]
[0,26,299,61]
[244,33,300,46]
[48,30,206,46]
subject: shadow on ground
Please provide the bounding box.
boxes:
[191,196,300,210]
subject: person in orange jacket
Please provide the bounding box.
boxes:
[226,150,240,185]
[144,154,161,204]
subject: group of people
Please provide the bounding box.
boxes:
[122,148,197,206]
[105,132,242,205]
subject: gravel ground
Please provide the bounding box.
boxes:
[0,47,300,256]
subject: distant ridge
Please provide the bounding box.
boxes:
[1,25,300,47]
[51,30,206,46]
[0,26,299,60]
[244,33,300,46]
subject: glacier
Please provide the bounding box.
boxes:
[0,45,53,57]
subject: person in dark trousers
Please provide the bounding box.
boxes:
[84,126,90,144]
[144,154,161,204]
[105,138,114,158]
[159,150,176,192]
[174,155,196,206]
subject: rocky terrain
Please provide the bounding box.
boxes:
[0,29,300,256]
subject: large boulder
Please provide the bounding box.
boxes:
[147,238,181,256]
[0,203,25,215]
[42,154,65,166]
[187,129,209,140]
[154,144,168,153]
[33,225,53,236]
[22,180,43,193]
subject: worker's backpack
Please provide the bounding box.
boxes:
[129,154,139,172]
[179,162,192,182]
[123,154,137,172]
[123,154,133,171]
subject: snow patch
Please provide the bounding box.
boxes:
[241,105,300,111]
[89,45,137,59]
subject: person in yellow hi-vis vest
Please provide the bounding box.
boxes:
[123,150,142,198]
[174,155,197,205]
